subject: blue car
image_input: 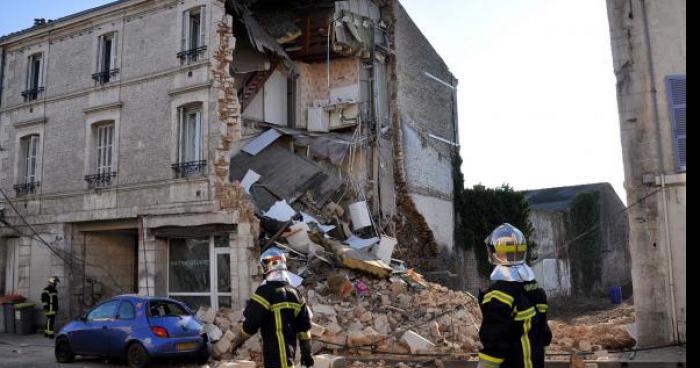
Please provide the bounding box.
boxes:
[55,295,211,368]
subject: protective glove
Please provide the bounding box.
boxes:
[476,359,501,368]
[300,339,314,367]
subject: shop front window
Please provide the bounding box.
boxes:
[168,234,232,310]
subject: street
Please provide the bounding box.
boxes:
[0,334,202,368]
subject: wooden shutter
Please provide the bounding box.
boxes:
[665,75,686,172]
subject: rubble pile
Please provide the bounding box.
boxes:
[300,272,483,357]
[199,269,484,364]
[547,303,636,352]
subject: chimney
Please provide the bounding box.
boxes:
[34,18,46,26]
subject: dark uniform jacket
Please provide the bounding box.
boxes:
[242,281,312,368]
[478,280,552,368]
[41,284,59,315]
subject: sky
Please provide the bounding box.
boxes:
[0,0,627,202]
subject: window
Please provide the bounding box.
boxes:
[179,7,206,64]
[148,300,191,318]
[87,300,120,321]
[93,33,119,84]
[168,234,232,310]
[665,75,686,172]
[117,301,135,320]
[173,105,206,178]
[22,54,43,102]
[14,134,40,196]
[86,122,116,189]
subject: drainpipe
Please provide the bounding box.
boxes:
[0,46,6,108]
[640,0,678,344]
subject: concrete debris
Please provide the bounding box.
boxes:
[401,330,436,354]
[197,306,217,324]
[547,303,637,353]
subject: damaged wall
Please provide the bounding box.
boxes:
[387,1,460,288]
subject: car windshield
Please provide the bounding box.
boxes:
[148,300,191,318]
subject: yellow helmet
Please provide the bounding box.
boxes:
[484,223,528,266]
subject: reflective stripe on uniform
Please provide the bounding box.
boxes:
[478,352,505,364]
[536,304,549,313]
[514,307,536,321]
[481,290,514,308]
[274,309,288,368]
[520,317,533,368]
[271,302,302,317]
[251,293,271,310]
[298,331,311,340]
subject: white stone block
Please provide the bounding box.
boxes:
[401,330,435,354]
[313,354,342,368]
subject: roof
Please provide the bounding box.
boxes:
[522,183,607,211]
[0,0,133,45]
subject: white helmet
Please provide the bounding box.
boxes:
[49,276,60,285]
[258,248,288,276]
[484,223,528,266]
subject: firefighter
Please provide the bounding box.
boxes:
[477,224,552,368]
[231,248,314,368]
[41,276,60,339]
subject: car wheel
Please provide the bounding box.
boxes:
[55,337,75,363]
[195,343,210,365]
[126,343,151,368]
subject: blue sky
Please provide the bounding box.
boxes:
[1,0,626,202]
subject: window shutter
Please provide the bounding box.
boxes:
[97,35,104,73]
[182,10,190,51]
[199,6,207,48]
[111,33,119,71]
[665,75,686,172]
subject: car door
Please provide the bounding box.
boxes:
[69,300,120,356]
[102,300,137,357]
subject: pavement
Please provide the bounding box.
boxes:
[0,333,203,368]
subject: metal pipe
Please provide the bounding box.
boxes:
[640,0,678,344]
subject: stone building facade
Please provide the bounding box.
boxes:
[0,0,460,325]
[606,0,686,346]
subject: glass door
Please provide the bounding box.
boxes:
[168,234,232,310]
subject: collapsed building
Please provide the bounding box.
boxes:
[0,0,461,326]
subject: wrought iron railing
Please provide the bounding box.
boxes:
[177,46,207,64]
[85,172,117,189]
[14,181,40,196]
[21,87,44,102]
[172,161,207,178]
[91,68,120,84]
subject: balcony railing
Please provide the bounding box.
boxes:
[172,161,207,179]
[14,181,40,196]
[85,172,117,189]
[177,46,207,64]
[21,87,44,102]
[92,68,120,84]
